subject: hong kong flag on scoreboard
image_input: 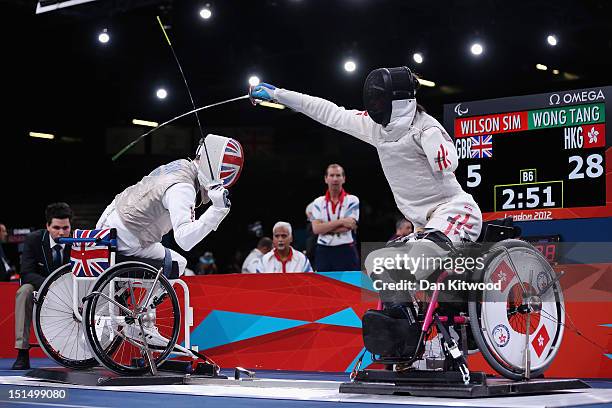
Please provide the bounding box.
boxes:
[582,124,605,148]
[490,260,516,292]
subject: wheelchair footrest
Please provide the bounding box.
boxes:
[340,369,591,398]
[158,359,221,377]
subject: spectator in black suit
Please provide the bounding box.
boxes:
[12,203,73,370]
[0,223,16,281]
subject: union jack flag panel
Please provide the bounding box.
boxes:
[469,135,493,158]
[71,229,111,277]
[220,139,244,187]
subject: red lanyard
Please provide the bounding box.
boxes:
[274,248,293,273]
[325,189,347,222]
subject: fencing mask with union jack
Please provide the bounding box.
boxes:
[195,134,244,189]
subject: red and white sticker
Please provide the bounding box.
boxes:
[490,260,516,292]
[531,325,551,357]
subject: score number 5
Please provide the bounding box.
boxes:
[467,164,481,187]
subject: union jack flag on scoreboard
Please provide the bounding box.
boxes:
[70,229,111,277]
[220,139,244,188]
[469,135,493,158]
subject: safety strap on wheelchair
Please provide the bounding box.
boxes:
[163,248,173,278]
[416,229,457,254]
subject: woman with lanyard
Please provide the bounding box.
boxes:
[310,164,360,272]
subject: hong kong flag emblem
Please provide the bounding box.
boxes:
[490,260,516,292]
[531,325,550,357]
[582,124,605,148]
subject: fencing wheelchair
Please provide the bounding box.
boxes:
[359,218,565,382]
[33,228,215,375]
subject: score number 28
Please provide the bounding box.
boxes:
[466,153,604,188]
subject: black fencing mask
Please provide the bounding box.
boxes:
[363,66,418,126]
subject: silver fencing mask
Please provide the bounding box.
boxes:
[363,66,418,126]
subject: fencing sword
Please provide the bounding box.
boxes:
[112,17,285,162]
[112,16,249,162]
[112,94,249,161]
[155,15,213,175]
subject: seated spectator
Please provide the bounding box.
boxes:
[389,218,414,241]
[257,222,312,273]
[0,223,17,281]
[197,251,218,275]
[13,203,73,370]
[242,237,273,273]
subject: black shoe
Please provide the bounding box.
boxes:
[11,350,30,370]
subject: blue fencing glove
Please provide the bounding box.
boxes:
[249,83,277,103]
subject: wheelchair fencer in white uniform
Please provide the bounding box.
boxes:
[250,68,565,380]
[33,135,244,375]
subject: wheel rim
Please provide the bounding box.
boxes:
[479,246,564,372]
[84,267,180,374]
[34,265,98,367]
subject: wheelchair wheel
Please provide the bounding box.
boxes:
[82,263,180,375]
[33,265,99,368]
[468,239,565,380]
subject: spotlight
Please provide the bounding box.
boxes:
[29,131,55,140]
[344,60,356,72]
[156,88,168,99]
[200,7,212,19]
[536,64,548,71]
[552,69,560,75]
[470,43,483,56]
[547,35,558,46]
[417,78,435,87]
[413,53,423,64]
[248,76,260,86]
[98,29,110,44]
[132,119,159,127]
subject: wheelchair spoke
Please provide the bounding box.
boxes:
[46,288,73,312]
[498,246,529,296]
[59,319,78,357]
[40,305,72,315]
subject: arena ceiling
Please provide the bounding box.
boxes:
[3,0,611,139]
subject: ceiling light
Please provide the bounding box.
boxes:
[200,7,212,19]
[248,76,260,86]
[98,29,109,44]
[344,60,356,72]
[156,88,168,99]
[29,131,55,140]
[536,64,548,71]
[132,119,159,127]
[417,78,435,87]
[470,43,483,56]
[413,53,423,64]
[547,35,558,46]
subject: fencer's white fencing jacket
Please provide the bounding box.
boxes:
[275,89,479,229]
[101,159,229,249]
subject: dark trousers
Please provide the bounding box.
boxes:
[315,243,360,272]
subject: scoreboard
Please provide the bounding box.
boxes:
[443,86,611,222]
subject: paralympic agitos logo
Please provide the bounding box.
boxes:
[454,103,469,116]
